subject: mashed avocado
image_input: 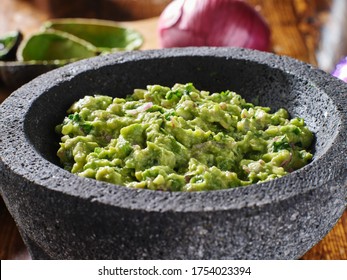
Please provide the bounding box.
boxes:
[56,83,313,191]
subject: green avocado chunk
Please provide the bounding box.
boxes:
[56,83,314,191]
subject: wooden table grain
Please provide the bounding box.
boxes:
[0,0,346,260]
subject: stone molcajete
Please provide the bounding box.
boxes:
[0,47,346,259]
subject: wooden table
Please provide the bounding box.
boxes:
[1,0,346,260]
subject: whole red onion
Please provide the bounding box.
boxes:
[158,0,271,51]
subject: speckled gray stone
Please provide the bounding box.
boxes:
[0,47,346,260]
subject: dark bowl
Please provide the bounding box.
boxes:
[0,47,346,259]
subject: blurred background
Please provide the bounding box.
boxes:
[2,0,345,74]
[29,0,172,20]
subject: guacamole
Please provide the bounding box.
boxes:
[56,83,313,191]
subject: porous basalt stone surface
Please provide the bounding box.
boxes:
[0,47,346,259]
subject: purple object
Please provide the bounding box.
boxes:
[332,57,347,82]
